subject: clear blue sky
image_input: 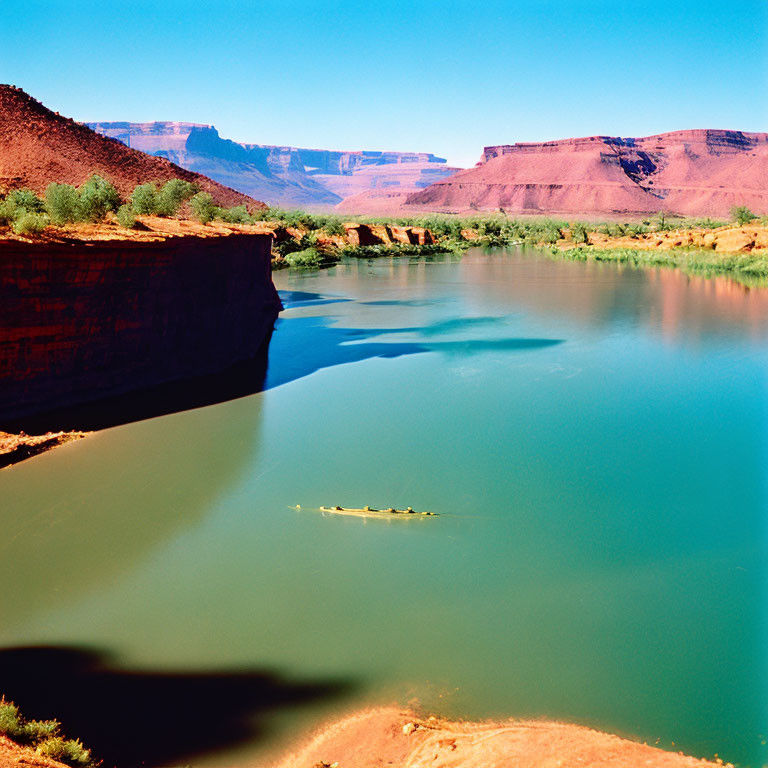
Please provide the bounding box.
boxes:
[2,0,766,167]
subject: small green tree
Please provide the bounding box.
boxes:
[190,191,216,224]
[155,179,197,216]
[116,204,137,229]
[78,175,120,221]
[130,183,158,215]
[45,183,81,224]
[731,205,757,226]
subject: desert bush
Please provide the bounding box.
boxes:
[12,212,49,235]
[78,175,120,221]
[732,205,757,226]
[285,247,326,268]
[22,719,60,743]
[215,204,251,224]
[130,183,158,215]
[36,737,93,767]
[323,218,346,236]
[0,700,24,739]
[571,222,589,244]
[7,188,45,214]
[190,191,216,224]
[45,183,81,224]
[116,204,137,229]
[156,179,197,216]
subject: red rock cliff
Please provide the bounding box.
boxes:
[406,129,768,217]
[0,233,280,422]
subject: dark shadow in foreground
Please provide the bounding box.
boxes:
[0,646,355,768]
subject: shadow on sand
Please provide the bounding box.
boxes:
[0,646,355,768]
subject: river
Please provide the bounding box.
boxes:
[2,248,766,767]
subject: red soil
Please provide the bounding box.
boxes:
[0,736,70,768]
[271,707,728,768]
[407,130,768,217]
[0,86,261,208]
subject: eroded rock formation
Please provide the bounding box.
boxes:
[406,130,768,217]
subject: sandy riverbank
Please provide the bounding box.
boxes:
[271,707,729,768]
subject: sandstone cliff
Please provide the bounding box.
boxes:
[87,122,459,210]
[0,227,280,424]
[406,130,768,217]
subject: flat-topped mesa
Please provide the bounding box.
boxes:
[0,86,258,208]
[87,120,456,209]
[407,128,768,217]
[482,129,768,162]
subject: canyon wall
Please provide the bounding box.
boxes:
[0,233,281,424]
[87,122,459,210]
[406,129,768,217]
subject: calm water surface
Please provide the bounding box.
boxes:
[2,249,767,766]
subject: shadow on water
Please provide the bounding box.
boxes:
[5,289,561,434]
[267,293,562,389]
[0,646,355,768]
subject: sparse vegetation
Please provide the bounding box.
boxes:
[77,175,120,222]
[155,179,197,216]
[116,204,137,229]
[45,183,81,224]
[130,183,158,215]
[0,698,95,767]
[12,212,49,235]
[732,205,757,226]
[190,191,216,224]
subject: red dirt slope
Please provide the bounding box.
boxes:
[0,86,261,208]
[272,707,727,768]
[407,130,768,217]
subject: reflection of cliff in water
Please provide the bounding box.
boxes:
[1,387,265,628]
[458,249,768,342]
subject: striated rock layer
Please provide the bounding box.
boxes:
[87,121,459,209]
[0,231,280,423]
[407,130,768,217]
[0,86,258,207]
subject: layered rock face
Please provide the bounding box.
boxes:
[407,130,768,217]
[0,87,256,207]
[87,121,459,209]
[0,233,280,423]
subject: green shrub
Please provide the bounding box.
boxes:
[22,719,60,743]
[130,183,158,215]
[190,192,216,224]
[36,737,93,767]
[7,188,45,214]
[116,204,137,229]
[285,247,326,268]
[732,205,757,226]
[215,204,251,224]
[156,179,197,216]
[78,175,120,221]
[571,222,589,244]
[45,183,81,224]
[12,212,48,235]
[0,199,16,226]
[323,219,346,236]
[0,700,24,739]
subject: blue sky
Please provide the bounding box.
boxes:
[2,0,766,167]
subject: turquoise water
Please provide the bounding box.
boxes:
[2,249,767,766]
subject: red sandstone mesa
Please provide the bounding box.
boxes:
[406,130,768,217]
[0,85,259,207]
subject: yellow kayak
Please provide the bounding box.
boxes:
[317,505,437,519]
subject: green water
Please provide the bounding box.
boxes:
[2,249,767,766]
